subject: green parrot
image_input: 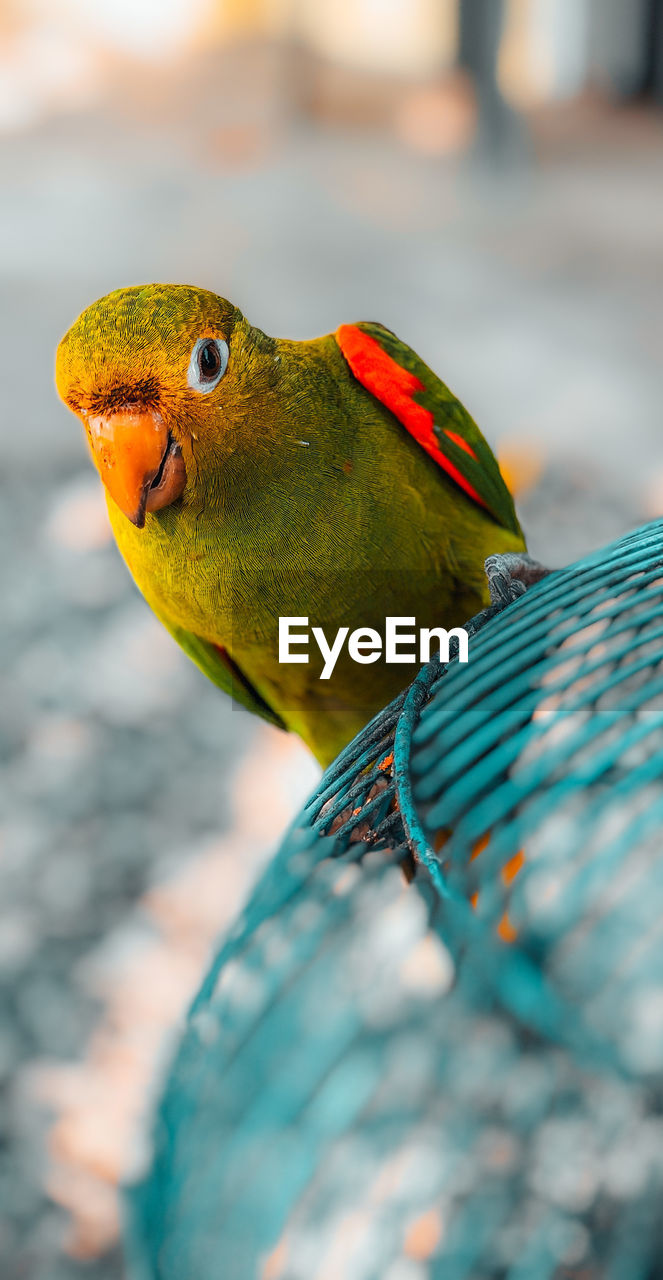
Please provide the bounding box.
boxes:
[56,284,525,767]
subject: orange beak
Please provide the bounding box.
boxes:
[86,408,186,528]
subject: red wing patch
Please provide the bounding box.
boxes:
[443,428,475,458]
[336,324,486,510]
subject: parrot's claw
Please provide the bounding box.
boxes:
[484,552,551,609]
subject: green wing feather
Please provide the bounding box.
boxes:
[166,623,287,730]
[350,322,522,537]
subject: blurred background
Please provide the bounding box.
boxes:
[1,1,663,1275]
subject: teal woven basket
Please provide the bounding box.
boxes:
[129,519,663,1280]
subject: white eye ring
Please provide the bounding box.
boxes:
[187,337,229,394]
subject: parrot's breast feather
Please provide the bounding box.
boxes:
[335,322,521,535]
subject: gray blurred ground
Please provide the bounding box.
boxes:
[1,38,663,1279]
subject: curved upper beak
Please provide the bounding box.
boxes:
[86,408,186,528]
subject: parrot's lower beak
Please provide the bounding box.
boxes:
[86,408,187,528]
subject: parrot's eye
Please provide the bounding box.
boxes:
[187,337,229,394]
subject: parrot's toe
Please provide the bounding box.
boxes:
[484,552,551,608]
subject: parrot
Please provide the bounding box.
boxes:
[55,284,526,767]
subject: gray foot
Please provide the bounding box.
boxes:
[485,552,551,608]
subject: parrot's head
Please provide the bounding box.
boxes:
[56,283,279,529]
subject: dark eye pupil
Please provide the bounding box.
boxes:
[199,341,220,379]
